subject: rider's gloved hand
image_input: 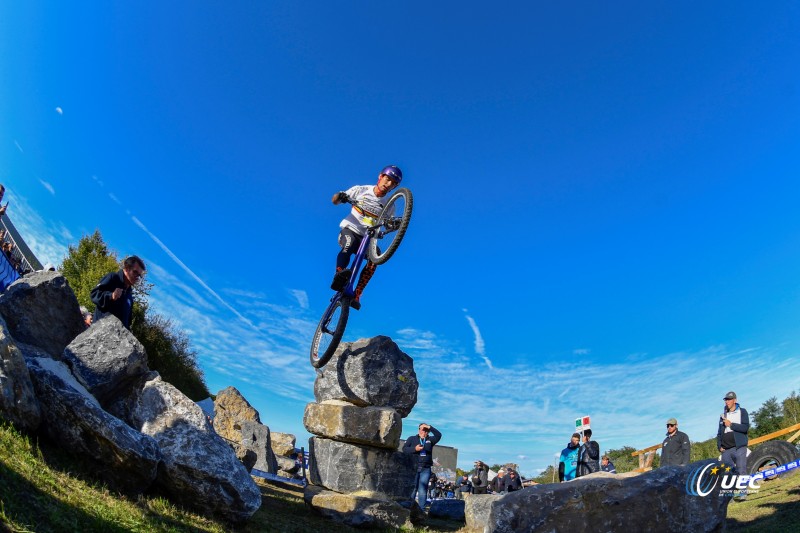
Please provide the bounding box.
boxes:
[336,192,350,204]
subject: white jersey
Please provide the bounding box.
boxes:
[339,185,395,236]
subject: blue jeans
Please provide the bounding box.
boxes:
[411,468,431,510]
[722,446,747,475]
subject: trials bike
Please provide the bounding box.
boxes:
[310,188,413,368]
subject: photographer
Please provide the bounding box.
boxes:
[455,474,472,499]
[471,460,489,495]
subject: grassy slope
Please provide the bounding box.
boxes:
[2,421,798,532]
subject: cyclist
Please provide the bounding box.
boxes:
[331,165,402,310]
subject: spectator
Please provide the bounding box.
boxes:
[558,432,581,482]
[402,423,442,511]
[661,418,691,467]
[471,460,489,494]
[90,255,146,329]
[504,469,523,492]
[455,474,472,499]
[79,306,93,329]
[576,429,600,477]
[717,391,750,477]
[489,469,506,493]
[600,456,617,473]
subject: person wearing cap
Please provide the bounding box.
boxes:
[330,165,403,310]
[402,422,441,511]
[503,469,522,492]
[558,432,581,482]
[716,391,750,476]
[661,417,691,467]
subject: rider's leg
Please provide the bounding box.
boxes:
[336,228,361,271]
[353,260,376,307]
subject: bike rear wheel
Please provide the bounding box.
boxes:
[310,297,350,368]
[368,187,413,265]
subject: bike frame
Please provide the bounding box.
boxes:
[321,226,375,320]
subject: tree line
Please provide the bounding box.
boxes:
[59,230,210,401]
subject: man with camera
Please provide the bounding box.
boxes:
[402,423,442,511]
[471,460,489,494]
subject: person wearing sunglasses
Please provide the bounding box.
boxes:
[660,418,691,467]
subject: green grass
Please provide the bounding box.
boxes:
[726,471,800,532]
[3,420,798,532]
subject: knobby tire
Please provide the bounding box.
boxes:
[310,297,350,368]
[368,187,413,265]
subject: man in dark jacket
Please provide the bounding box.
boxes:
[661,418,691,466]
[576,429,600,477]
[471,460,489,494]
[402,423,442,511]
[717,391,750,476]
[503,469,522,492]
[90,256,146,329]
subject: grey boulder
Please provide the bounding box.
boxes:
[487,464,731,533]
[63,314,149,407]
[304,485,411,529]
[0,272,84,359]
[0,317,40,432]
[314,336,418,417]
[303,400,402,449]
[429,498,466,520]
[128,375,262,523]
[308,436,416,499]
[25,356,160,494]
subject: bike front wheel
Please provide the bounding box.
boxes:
[368,187,413,265]
[310,297,350,368]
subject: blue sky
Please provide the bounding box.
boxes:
[2,3,800,475]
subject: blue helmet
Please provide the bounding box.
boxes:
[380,165,403,183]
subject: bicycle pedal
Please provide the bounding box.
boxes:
[331,269,351,291]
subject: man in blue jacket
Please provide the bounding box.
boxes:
[558,433,581,482]
[717,391,750,476]
[90,255,145,329]
[402,423,441,511]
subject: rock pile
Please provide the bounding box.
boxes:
[303,336,419,529]
[0,272,261,523]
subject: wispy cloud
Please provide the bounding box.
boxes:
[463,309,493,369]
[108,193,121,205]
[290,289,309,310]
[573,348,590,355]
[55,107,63,115]
[14,141,23,153]
[38,179,55,195]
[91,175,104,187]
[130,215,255,328]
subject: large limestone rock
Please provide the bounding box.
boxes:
[62,315,149,406]
[271,431,297,457]
[212,386,276,473]
[240,420,278,473]
[463,493,504,533]
[304,400,402,449]
[213,386,261,434]
[487,463,731,533]
[128,375,261,523]
[304,485,411,529]
[0,272,84,359]
[314,336,418,417]
[25,356,160,494]
[0,317,40,432]
[308,437,416,499]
